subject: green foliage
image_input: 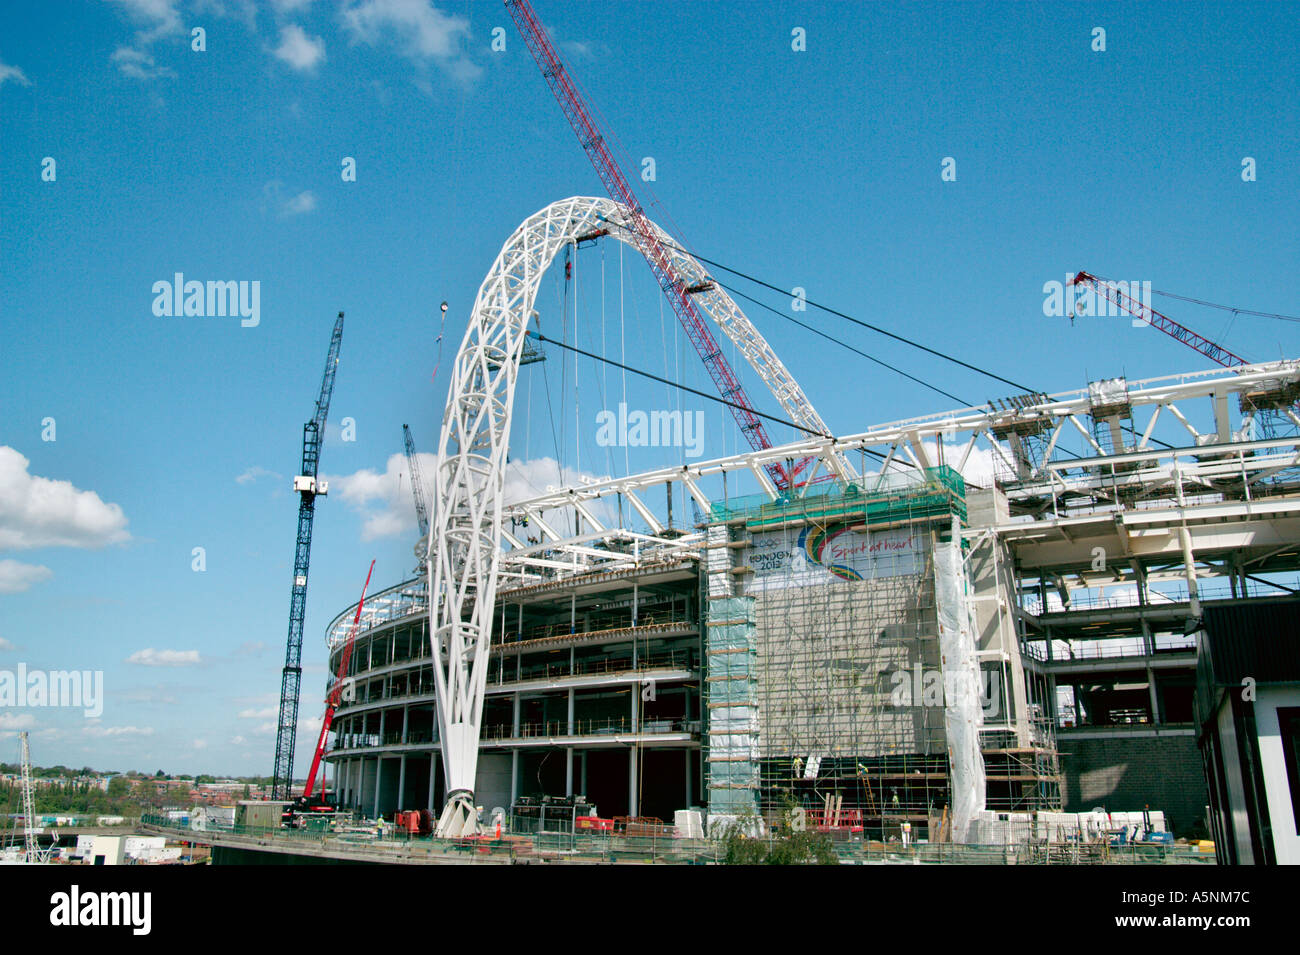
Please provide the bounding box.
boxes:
[717,801,839,865]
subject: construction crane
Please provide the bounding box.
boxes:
[1069,271,1249,368]
[19,731,41,864]
[402,424,431,568]
[504,0,803,487]
[271,312,345,802]
[300,559,375,808]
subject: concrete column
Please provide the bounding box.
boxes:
[510,750,519,804]
[565,747,574,796]
[629,749,639,817]
[1147,667,1161,725]
[434,748,444,810]
[1180,525,1201,617]
[567,688,575,734]
[397,754,407,811]
[378,709,386,746]
[512,693,521,736]
[372,756,382,818]
[685,749,693,806]
[401,704,409,744]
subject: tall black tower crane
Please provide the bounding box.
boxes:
[271,312,345,801]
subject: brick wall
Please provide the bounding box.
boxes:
[1056,730,1208,838]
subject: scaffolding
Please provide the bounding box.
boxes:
[704,468,989,840]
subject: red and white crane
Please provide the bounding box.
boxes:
[1069,271,1249,368]
[301,559,375,805]
[505,0,821,486]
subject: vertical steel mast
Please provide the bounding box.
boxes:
[19,731,38,863]
[272,312,345,802]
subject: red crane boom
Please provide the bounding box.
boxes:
[1069,271,1249,368]
[505,0,795,486]
[302,559,375,801]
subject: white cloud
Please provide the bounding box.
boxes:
[0,713,36,731]
[326,451,430,540]
[559,39,611,62]
[273,23,326,71]
[0,637,15,651]
[283,190,317,215]
[0,60,31,87]
[116,685,181,705]
[230,734,246,745]
[236,465,282,485]
[107,0,183,43]
[126,648,202,667]
[271,0,316,12]
[82,723,155,738]
[327,453,611,542]
[238,706,277,719]
[192,0,259,30]
[916,437,1002,487]
[0,447,130,550]
[111,46,177,80]
[262,180,318,217]
[0,559,52,594]
[340,0,479,83]
[192,739,208,750]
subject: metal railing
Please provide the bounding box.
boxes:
[500,649,695,684]
[1022,634,1197,662]
[141,813,1213,865]
[1021,574,1300,617]
[480,716,696,741]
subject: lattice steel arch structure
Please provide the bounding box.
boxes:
[428,196,842,835]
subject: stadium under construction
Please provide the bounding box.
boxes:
[321,338,1300,853]
[234,5,1300,865]
[269,187,1300,862]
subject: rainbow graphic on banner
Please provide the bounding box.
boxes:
[797,525,864,582]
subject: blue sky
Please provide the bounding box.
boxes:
[0,0,1296,776]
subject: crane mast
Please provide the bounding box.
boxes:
[504,0,795,486]
[402,423,431,558]
[19,731,38,863]
[272,312,345,802]
[1069,271,1249,368]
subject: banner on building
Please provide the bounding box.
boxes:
[743,523,924,591]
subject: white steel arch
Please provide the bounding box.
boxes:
[428,196,841,835]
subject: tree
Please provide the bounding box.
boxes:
[718,800,838,866]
